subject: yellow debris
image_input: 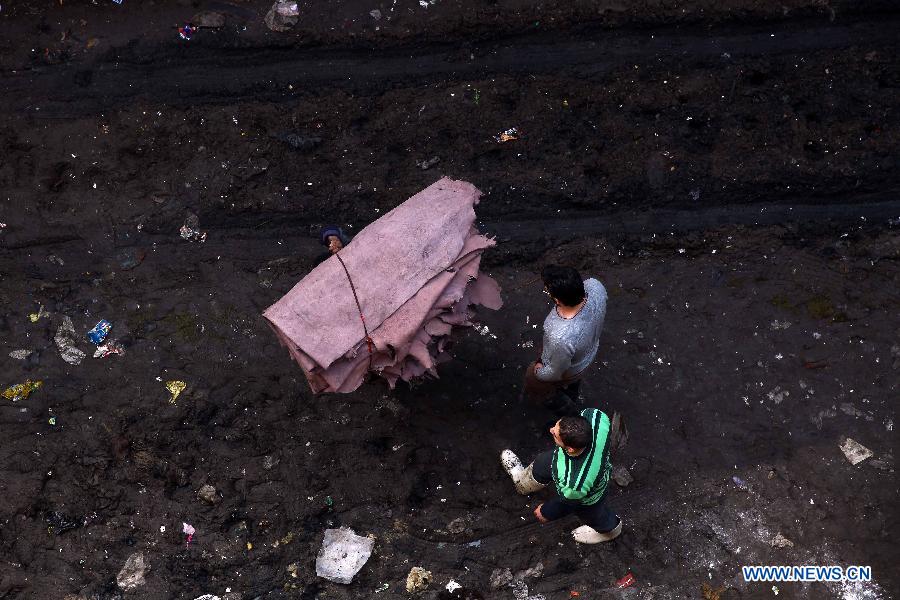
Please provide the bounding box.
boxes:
[166,380,186,404]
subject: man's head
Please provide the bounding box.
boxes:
[541,265,585,307]
[320,225,348,254]
[550,416,592,453]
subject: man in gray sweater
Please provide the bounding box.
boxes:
[522,265,607,415]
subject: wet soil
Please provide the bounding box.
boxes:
[1,1,898,599]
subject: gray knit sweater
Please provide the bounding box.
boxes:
[535,278,607,381]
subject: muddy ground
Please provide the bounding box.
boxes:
[1,1,899,599]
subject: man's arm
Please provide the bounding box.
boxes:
[534,339,575,381]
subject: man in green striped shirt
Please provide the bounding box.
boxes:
[501,408,622,544]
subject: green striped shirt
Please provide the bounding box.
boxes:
[551,408,612,506]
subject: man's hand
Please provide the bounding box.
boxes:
[533,504,549,523]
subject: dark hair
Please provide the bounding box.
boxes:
[558,416,591,449]
[541,265,585,307]
[320,225,350,247]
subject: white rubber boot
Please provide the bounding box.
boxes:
[500,450,546,495]
[571,519,623,544]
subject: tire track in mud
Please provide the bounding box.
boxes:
[2,16,897,115]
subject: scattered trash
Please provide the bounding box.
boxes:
[116,247,146,270]
[447,517,467,534]
[112,0,123,4]
[265,0,300,32]
[166,380,187,404]
[183,522,196,547]
[771,532,794,548]
[406,567,433,593]
[570,592,581,598]
[47,510,80,534]
[180,212,207,242]
[48,416,57,425]
[772,585,779,595]
[8,349,33,360]
[466,539,481,547]
[3,379,42,402]
[473,324,498,339]
[489,568,513,590]
[324,495,334,507]
[55,316,86,365]
[803,359,829,369]
[416,156,440,170]
[194,596,221,600]
[369,8,382,19]
[87,319,112,345]
[616,572,636,588]
[732,476,748,489]
[93,340,125,358]
[766,386,789,405]
[375,583,390,593]
[247,542,253,550]
[839,437,873,465]
[701,582,726,600]
[192,11,226,28]
[198,484,219,504]
[612,465,634,487]
[28,305,49,322]
[274,132,322,151]
[315,527,374,584]
[117,552,150,590]
[179,24,196,40]
[445,580,462,593]
[286,562,300,578]
[514,562,544,581]
[494,127,518,143]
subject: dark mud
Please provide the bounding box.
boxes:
[1,1,898,599]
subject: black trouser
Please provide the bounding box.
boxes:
[531,450,619,532]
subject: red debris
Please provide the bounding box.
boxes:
[616,572,636,588]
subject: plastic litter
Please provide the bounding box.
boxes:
[8,349,33,360]
[183,522,196,547]
[179,24,195,40]
[265,0,300,32]
[180,213,207,242]
[3,380,42,402]
[166,380,187,404]
[731,476,747,489]
[94,340,125,358]
[29,305,49,322]
[55,316,86,365]
[616,572,635,588]
[48,416,57,426]
[406,566,432,593]
[494,127,518,143]
[771,532,794,548]
[117,552,150,590]
[489,568,513,589]
[839,437,873,465]
[315,527,374,584]
[193,596,221,600]
[87,319,112,345]
[375,583,390,593]
[445,580,462,593]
